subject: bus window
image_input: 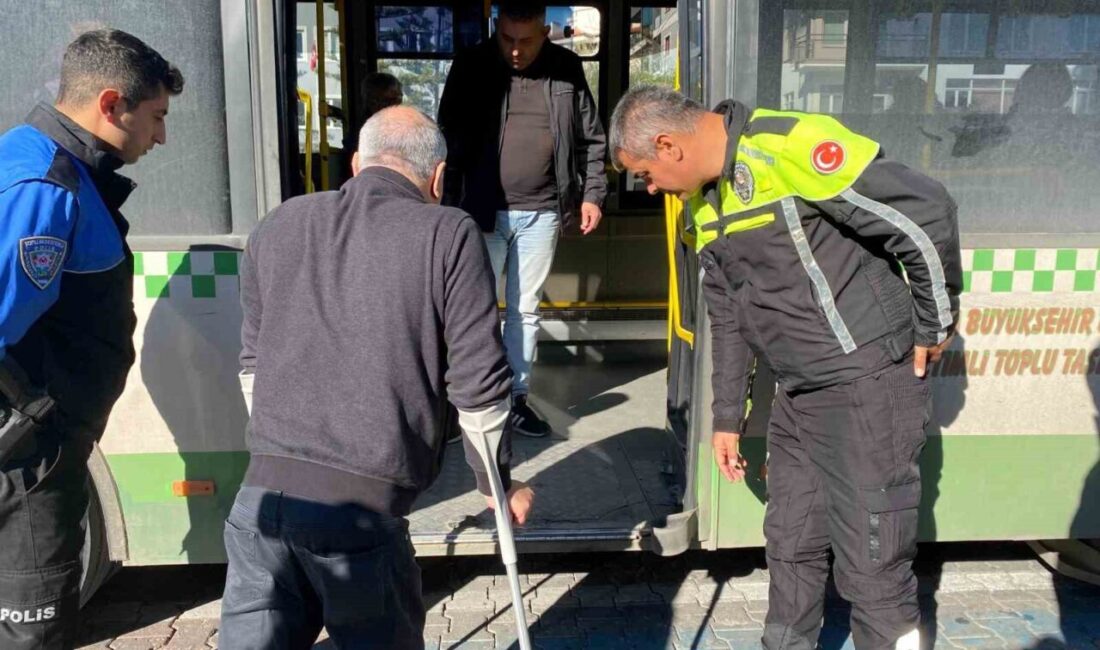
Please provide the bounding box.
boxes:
[629,6,679,90]
[0,1,232,237]
[297,3,345,156]
[623,5,679,197]
[771,3,1100,238]
[373,6,456,119]
[781,10,850,114]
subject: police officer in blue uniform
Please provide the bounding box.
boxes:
[0,29,182,648]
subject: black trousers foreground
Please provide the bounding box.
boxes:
[762,361,931,650]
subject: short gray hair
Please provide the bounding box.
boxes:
[608,86,707,169]
[358,107,447,181]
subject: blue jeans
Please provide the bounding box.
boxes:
[219,487,424,649]
[484,209,560,396]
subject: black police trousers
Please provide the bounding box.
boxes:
[762,361,930,650]
[0,429,91,649]
[219,486,425,649]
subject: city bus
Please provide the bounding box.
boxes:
[1,0,1096,604]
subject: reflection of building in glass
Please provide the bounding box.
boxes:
[548,6,601,56]
[629,7,678,88]
[781,10,1100,117]
[377,6,454,53]
[782,11,848,113]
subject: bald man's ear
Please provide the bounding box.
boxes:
[429,161,446,204]
[351,152,362,177]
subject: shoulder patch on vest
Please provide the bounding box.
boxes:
[733,162,754,204]
[19,236,67,290]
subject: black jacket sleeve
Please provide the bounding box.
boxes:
[568,56,607,207]
[437,52,470,208]
[817,157,963,347]
[442,216,514,494]
[700,251,755,433]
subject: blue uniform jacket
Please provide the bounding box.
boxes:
[0,104,137,440]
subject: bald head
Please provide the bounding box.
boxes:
[357,106,447,183]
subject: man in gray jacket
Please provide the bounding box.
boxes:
[221,106,534,649]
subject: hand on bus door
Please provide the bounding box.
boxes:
[713,431,746,483]
[913,332,955,378]
[486,480,535,525]
[580,202,602,235]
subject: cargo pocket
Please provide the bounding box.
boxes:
[860,480,921,566]
[0,560,80,630]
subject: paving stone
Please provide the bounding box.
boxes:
[441,639,495,650]
[670,603,711,628]
[583,629,627,649]
[177,600,222,621]
[529,594,581,613]
[715,627,768,650]
[627,631,679,650]
[574,606,624,621]
[708,602,762,629]
[939,615,996,640]
[729,583,770,602]
[444,597,496,613]
[451,585,491,603]
[615,584,663,606]
[1018,609,1066,637]
[981,615,1047,650]
[670,625,730,649]
[108,639,169,650]
[87,602,145,624]
[164,620,217,649]
[444,611,495,641]
[744,599,769,615]
[532,637,584,650]
[572,585,617,607]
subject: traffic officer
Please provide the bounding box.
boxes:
[0,29,182,648]
[610,86,961,650]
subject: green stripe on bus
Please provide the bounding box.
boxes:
[706,434,1099,549]
[106,451,250,565]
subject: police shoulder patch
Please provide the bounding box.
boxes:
[732,161,755,204]
[19,236,68,290]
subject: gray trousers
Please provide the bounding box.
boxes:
[762,361,930,650]
[219,486,425,649]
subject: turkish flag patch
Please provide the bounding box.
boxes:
[810,140,846,175]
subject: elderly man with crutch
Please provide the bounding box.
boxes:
[223,105,535,649]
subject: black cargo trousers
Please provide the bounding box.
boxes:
[762,360,931,650]
[0,426,93,649]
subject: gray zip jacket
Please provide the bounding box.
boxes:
[239,167,513,515]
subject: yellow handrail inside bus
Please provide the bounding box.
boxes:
[666,53,695,350]
[297,88,314,193]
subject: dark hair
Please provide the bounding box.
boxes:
[57,29,184,109]
[361,71,403,116]
[498,0,546,22]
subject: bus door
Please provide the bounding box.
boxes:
[687,0,1100,551]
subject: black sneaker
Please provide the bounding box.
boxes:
[511,395,551,438]
[446,427,463,445]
